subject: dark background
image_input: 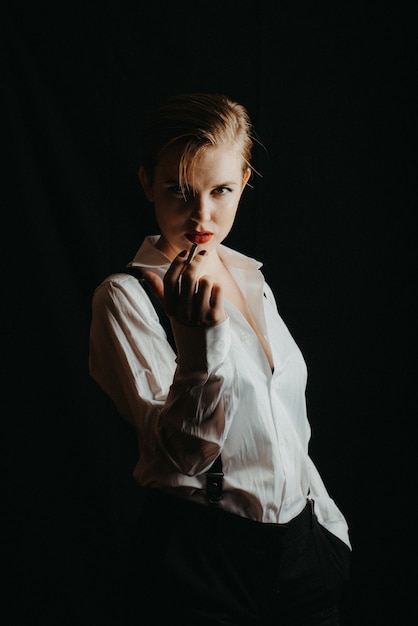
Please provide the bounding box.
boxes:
[3,2,415,624]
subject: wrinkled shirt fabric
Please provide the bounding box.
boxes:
[89,236,351,548]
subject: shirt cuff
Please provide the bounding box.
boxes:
[171,316,231,372]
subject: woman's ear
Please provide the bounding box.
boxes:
[241,167,252,191]
[138,166,154,202]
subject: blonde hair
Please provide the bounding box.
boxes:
[140,93,261,190]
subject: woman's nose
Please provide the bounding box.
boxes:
[189,195,211,221]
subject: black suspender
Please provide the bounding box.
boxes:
[204,456,224,504]
[124,266,224,504]
[124,266,176,351]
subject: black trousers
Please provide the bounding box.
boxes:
[123,489,351,626]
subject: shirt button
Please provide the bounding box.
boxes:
[240,333,248,342]
[215,340,225,350]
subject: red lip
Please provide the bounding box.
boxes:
[185,232,213,245]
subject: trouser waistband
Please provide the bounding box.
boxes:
[145,488,313,542]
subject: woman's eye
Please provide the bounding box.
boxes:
[213,186,231,195]
[170,185,185,195]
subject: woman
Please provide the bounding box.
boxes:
[89,93,351,625]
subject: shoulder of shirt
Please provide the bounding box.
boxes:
[93,272,153,307]
[91,272,162,327]
[95,271,141,289]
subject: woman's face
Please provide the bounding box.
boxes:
[139,144,251,260]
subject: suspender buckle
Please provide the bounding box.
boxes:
[205,471,224,504]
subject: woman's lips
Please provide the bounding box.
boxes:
[185,232,213,245]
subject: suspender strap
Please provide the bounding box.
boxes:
[123,266,176,352]
[123,265,223,504]
[205,454,224,504]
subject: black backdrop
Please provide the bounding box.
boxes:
[3,2,415,625]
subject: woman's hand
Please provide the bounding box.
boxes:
[143,249,226,327]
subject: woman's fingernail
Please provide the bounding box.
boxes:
[179,250,187,257]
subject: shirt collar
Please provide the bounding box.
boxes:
[129,235,263,278]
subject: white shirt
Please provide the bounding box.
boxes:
[89,235,351,547]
